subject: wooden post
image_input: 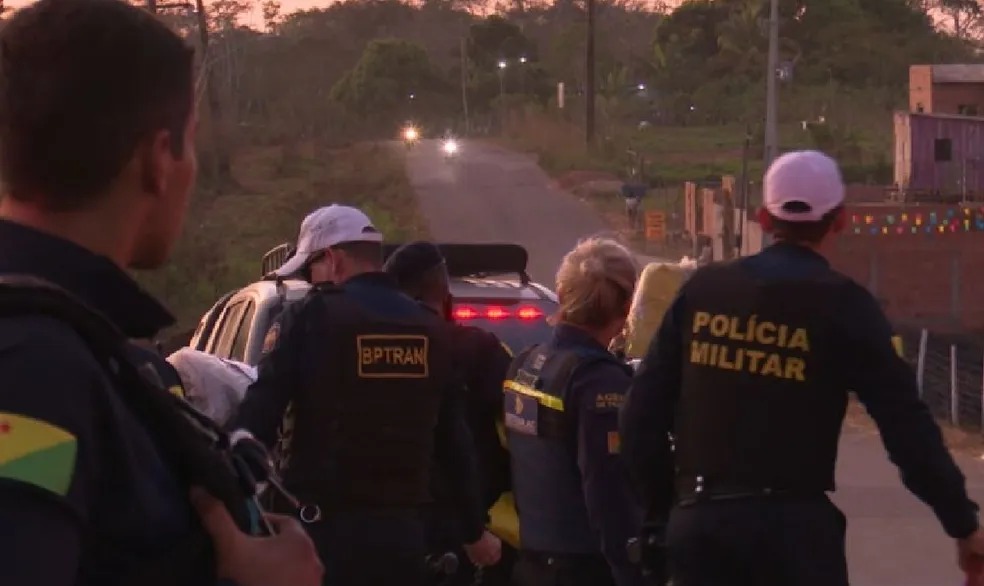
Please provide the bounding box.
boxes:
[721,175,736,260]
[951,344,959,426]
[917,328,928,398]
[194,0,231,181]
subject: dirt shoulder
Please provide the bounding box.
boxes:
[844,399,984,458]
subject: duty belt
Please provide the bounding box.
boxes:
[675,475,824,507]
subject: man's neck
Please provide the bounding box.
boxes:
[0,199,133,267]
[337,267,378,284]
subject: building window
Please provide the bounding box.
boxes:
[958,104,979,116]
[935,138,953,162]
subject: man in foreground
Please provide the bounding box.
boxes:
[0,1,322,585]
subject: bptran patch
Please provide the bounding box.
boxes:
[356,334,429,378]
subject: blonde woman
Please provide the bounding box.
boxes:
[502,237,646,586]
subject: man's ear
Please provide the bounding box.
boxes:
[830,206,847,234]
[140,130,173,197]
[756,207,773,233]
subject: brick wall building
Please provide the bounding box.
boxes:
[827,203,984,332]
[910,64,984,116]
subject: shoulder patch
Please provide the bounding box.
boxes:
[891,335,904,358]
[607,431,621,454]
[168,385,185,399]
[595,392,625,410]
[262,322,281,355]
[0,412,77,496]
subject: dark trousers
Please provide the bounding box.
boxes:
[512,551,616,586]
[666,495,848,586]
[305,510,427,586]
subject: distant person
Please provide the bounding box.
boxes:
[621,183,644,231]
[620,150,984,586]
[231,205,499,586]
[384,241,511,585]
[0,1,322,585]
[503,237,646,586]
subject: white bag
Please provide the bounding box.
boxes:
[166,347,257,426]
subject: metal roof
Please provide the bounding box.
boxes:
[930,64,984,83]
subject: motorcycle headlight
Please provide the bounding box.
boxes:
[443,140,458,154]
[403,127,418,141]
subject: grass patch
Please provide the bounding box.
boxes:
[500,109,890,185]
[135,141,428,338]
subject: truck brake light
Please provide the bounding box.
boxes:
[453,305,544,321]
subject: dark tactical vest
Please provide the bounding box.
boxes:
[674,261,851,495]
[504,341,626,553]
[281,285,454,510]
[0,276,258,586]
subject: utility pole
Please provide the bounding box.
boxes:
[585,0,596,147]
[763,0,779,168]
[761,0,780,249]
[460,38,470,134]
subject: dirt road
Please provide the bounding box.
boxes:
[405,138,984,585]
[404,139,614,284]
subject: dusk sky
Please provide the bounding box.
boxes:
[5,0,341,28]
[5,0,685,22]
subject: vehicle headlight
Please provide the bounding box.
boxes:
[403,127,419,141]
[443,140,458,154]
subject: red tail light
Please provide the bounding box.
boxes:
[453,305,545,321]
[453,306,480,320]
[516,306,544,320]
[485,306,510,320]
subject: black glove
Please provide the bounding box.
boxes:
[627,523,669,585]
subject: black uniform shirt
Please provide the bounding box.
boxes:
[620,241,980,538]
[0,219,204,585]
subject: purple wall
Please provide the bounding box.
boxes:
[904,113,984,194]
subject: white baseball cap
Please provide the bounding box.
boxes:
[764,150,845,222]
[273,204,383,277]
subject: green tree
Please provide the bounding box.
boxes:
[331,38,448,132]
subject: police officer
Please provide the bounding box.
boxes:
[619,150,984,586]
[232,206,500,586]
[0,2,323,586]
[383,241,512,584]
[503,237,646,586]
[270,206,336,285]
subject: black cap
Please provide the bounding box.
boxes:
[383,241,446,289]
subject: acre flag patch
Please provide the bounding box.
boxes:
[0,412,77,496]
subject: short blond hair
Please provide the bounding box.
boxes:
[552,237,638,329]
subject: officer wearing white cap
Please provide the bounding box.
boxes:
[232,205,499,586]
[270,204,382,283]
[619,150,984,586]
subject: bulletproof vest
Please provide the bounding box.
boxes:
[674,261,849,494]
[282,285,453,510]
[504,342,615,554]
[0,276,259,586]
